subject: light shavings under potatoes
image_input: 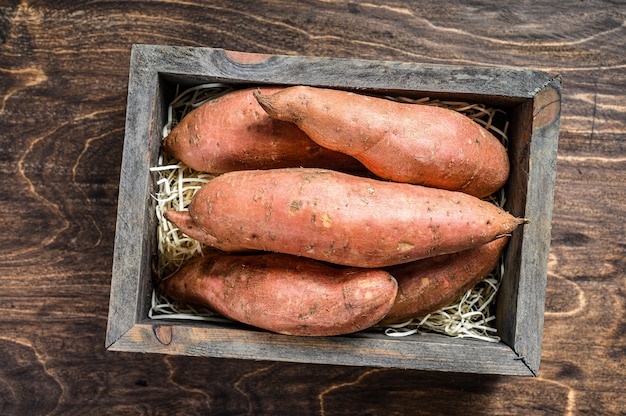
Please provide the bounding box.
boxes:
[149,84,509,342]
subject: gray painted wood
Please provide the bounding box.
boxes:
[110,323,533,375]
[511,79,562,374]
[106,46,160,347]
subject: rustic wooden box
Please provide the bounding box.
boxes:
[106,45,560,376]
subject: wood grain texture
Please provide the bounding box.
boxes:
[1,1,625,414]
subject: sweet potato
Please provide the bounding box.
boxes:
[164,168,525,268]
[162,87,364,173]
[158,252,398,336]
[254,86,509,198]
[380,236,509,325]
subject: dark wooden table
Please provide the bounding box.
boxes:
[2,1,624,415]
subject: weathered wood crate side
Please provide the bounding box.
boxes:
[107,46,161,346]
[496,79,562,374]
[106,45,560,376]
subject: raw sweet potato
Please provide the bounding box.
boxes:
[157,252,398,336]
[254,86,509,198]
[380,236,509,325]
[165,168,525,268]
[162,87,364,173]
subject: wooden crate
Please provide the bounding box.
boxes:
[106,45,561,376]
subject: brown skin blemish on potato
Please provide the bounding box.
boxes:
[298,303,318,320]
[289,200,302,215]
[341,286,353,311]
[321,212,332,227]
[322,240,337,257]
[397,242,414,252]
[189,134,200,146]
[428,224,444,242]
[264,203,273,221]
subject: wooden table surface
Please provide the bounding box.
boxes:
[1,1,624,415]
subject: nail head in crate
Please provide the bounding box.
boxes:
[106,45,561,376]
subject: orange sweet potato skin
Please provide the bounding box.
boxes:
[255,86,509,198]
[157,252,398,336]
[162,87,364,173]
[380,236,509,325]
[166,168,524,268]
